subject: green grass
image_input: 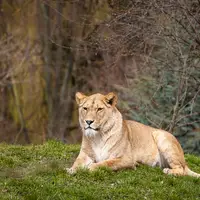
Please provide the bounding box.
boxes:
[0,140,200,200]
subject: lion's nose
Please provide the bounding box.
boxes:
[86,120,94,125]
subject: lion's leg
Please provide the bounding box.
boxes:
[154,131,187,176]
[67,151,94,174]
[163,167,185,176]
[161,149,186,176]
[160,148,187,176]
[88,158,135,171]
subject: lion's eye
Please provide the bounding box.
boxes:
[83,107,87,111]
[97,108,103,112]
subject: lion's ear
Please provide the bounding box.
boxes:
[105,92,117,106]
[75,92,87,105]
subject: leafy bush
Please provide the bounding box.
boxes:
[118,71,200,155]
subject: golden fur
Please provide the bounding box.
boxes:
[67,92,200,177]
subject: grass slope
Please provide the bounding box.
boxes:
[0,140,200,200]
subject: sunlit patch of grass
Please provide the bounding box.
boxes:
[0,140,200,200]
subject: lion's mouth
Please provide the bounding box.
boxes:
[84,126,99,131]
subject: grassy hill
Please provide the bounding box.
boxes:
[0,140,200,200]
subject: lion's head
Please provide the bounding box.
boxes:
[76,92,121,137]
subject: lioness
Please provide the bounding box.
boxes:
[68,92,200,177]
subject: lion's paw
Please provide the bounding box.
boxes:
[163,168,170,174]
[88,163,98,171]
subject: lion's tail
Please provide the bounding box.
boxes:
[185,167,200,178]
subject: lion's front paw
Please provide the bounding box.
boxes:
[66,167,76,174]
[88,163,98,171]
[163,168,170,174]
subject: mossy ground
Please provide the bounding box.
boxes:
[0,140,200,200]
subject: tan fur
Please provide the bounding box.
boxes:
[67,92,200,177]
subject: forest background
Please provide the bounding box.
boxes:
[0,0,200,155]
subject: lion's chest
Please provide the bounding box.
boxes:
[92,140,109,162]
